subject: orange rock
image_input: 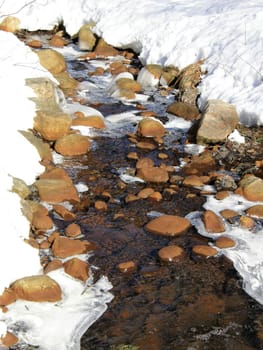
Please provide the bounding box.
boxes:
[95,38,119,57]
[220,209,239,219]
[0,288,17,306]
[137,187,155,199]
[239,216,255,229]
[125,194,139,203]
[136,157,154,169]
[148,191,163,202]
[95,200,108,211]
[53,204,76,221]
[44,259,63,274]
[10,275,62,302]
[215,236,236,249]
[183,175,204,187]
[246,205,263,218]
[117,261,136,273]
[72,115,105,129]
[49,34,67,47]
[27,39,43,48]
[215,191,230,200]
[127,152,139,160]
[47,231,60,243]
[237,175,263,202]
[167,101,200,121]
[137,166,169,183]
[52,236,93,258]
[40,167,72,182]
[39,240,51,249]
[55,134,91,156]
[202,210,225,233]
[136,141,156,150]
[146,215,191,236]
[35,179,80,203]
[158,152,168,160]
[64,258,89,281]
[65,223,81,237]
[137,118,165,138]
[158,245,184,262]
[1,331,19,347]
[140,111,157,117]
[192,245,218,257]
[32,210,53,230]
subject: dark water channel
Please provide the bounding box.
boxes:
[59,45,263,349]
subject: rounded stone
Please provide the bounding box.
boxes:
[192,245,218,257]
[158,245,184,262]
[246,205,263,218]
[117,261,136,273]
[146,215,191,236]
[202,210,225,233]
[215,236,236,249]
[65,223,81,237]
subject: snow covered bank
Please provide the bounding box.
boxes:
[1,0,263,125]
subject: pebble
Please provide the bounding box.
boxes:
[192,245,218,257]
[158,245,184,262]
[117,261,136,273]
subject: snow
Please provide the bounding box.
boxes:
[0,0,262,348]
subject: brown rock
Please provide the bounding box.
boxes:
[148,191,163,202]
[137,187,155,199]
[117,261,136,273]
[116,78,142,92]
[54,71,79,93]
[95,200,108,211]
[53,204,76,221]
[78,23,96,51]
[237,175,263,202]
[0,288,17,306]
[220,209,239,219]
[125,194,139,203]
[146,215,191,236]
[137,166,169,183]
[215,191,230,200]
[1,331,19,347]
[65,223,81,237]
[0,16,20,32]
[32,209,53,230]
[136,157,154,169]
[203,210,225,233]
[10,275,62,302]
[48,231,60,243]
[52,236,93,258]
[39,167,72,182]
[183,175,204,187]
[167,102,200,120]
[39,240,51,249]
[215,236,236,249]
[158,152,168,160]
[95,38,119,56]
[246,205,263,218]
[127,152,139,160]
[64,258,89,281]
[175,60,204,90]
[239,216,255,229]
[55,134,90,156]
[110,61,128,75]
[140,111,157,117]
[44,259,63,274]
[192,245,218,257]
[137,118,165,138]
[27,39,43,48]
[49,34,67,47]
[34,110,72,141]
[136,141,156,150]
[184,151,216,175]
[72,115,105,129]
[35,179,80,203]
[37,49,67,75]
[158,245,184,262]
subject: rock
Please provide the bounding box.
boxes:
[220,209,239,220]
[32,207,54,231]
[110,61,128,75]
[127,152,139,160]
[0,288,17,306]
[54,134,90,156]
[215,236,236,249]
[184,150,216,175]
[64,258,89,281]
[34,110,72,141]
[148,191,163,202]
[78,23,96,51]
[239,216,255,229]
[214,174,237,191]
[136,141,156,150]
[183,175,204,187]
[175,60,204,90]
[39,167,72,182]
[44,259,63,274]
[35,179,80,203]
[125,194,139,203]
[236,175,263,202]
[19,130,53,163]
[158,245,184,262]
[52,236,93,258]
[137,166,169,183]
[146,215,191,236]
[116,78,142,92]
[10,275,62,302]
[65,223,81,237]
[27,39,43,48]
[137,118,165,138]
[246,205,263,218]
[53,204,76,221]
[11,176,31,199]
[37,49,67,75]
[136,157,154,169]
[95,200,108,211]
[72,115,106,129]
[137,187,155,199]
[160,65,180,86]
[167,102,200,121]
[137,64,162,88]
[54,71,79,94]
[49,34,67,47]
[192,245,218,257]
[202,210,225,233]
[0,16,20,32]
[117,261,136,273]
[95,38,119,56]
[215,190,230,200]
[197,100,239,145]
[0,331,19,347]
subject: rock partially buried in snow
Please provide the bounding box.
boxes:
[0,331,19,347]
[37,49,67,75]
[78,22,96,51]
[72,115,106,129]
[10,275,62,302]
[146,215,191,236]
[137,117,165,138]
[137,64,163,88]
[54,134,90,156]
[0,16,20,33]
[197,100,239,145]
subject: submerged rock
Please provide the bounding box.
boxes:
[146,215,191,236]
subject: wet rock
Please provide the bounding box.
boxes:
[148,191,163,202]
[184,150,216,175]
[127,152,139,160]
[203,210,225,233]
[78,23,96,51]
[140,110,157,117]
[35,178,79,203]
[158,152,168,160]
[137,166,169,183]
[136,118,165,138]
[137,64,163,88]
[95,200,108,210]
[64,258,89,281]
[49,34,67,48]
[52,236,93,258]
[10,275,62,302]
[72,115,106,129]
[239,216,255,229]
[192,245,218,257]
[236,175,263,202]
[146,215,191,236]
[34,110,72,141]
[215,190,230,200]
[95,38,119,57]
[125,194,139,203]
[53,204,76,221]
[137,187,155,199]
[136,141,156,150]
[54,71,79,94]
[183,175,204,187]
[117,261,137,273]
[0,331,19,347]
[44,259,63,274]
[65,223,81,237]
[27,39,43,48]
[214,174,237,191]
[215,236,236,249]
[220,209,239,220]
[54,134,90,156]
[136,157,154,170]
[0,16,20,33]
[246,205,263,218]
[197,100,239,145]
[32,205,54,230]
[37,48,67,75]
[0,288,17,306]
[158,245,184,262]
[167,102,200,121]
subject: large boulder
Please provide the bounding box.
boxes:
[10,275,62,302]
[236,175,263,202]
[197,100,239,144]
[37,49,67,75]
[167,101,200,121]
